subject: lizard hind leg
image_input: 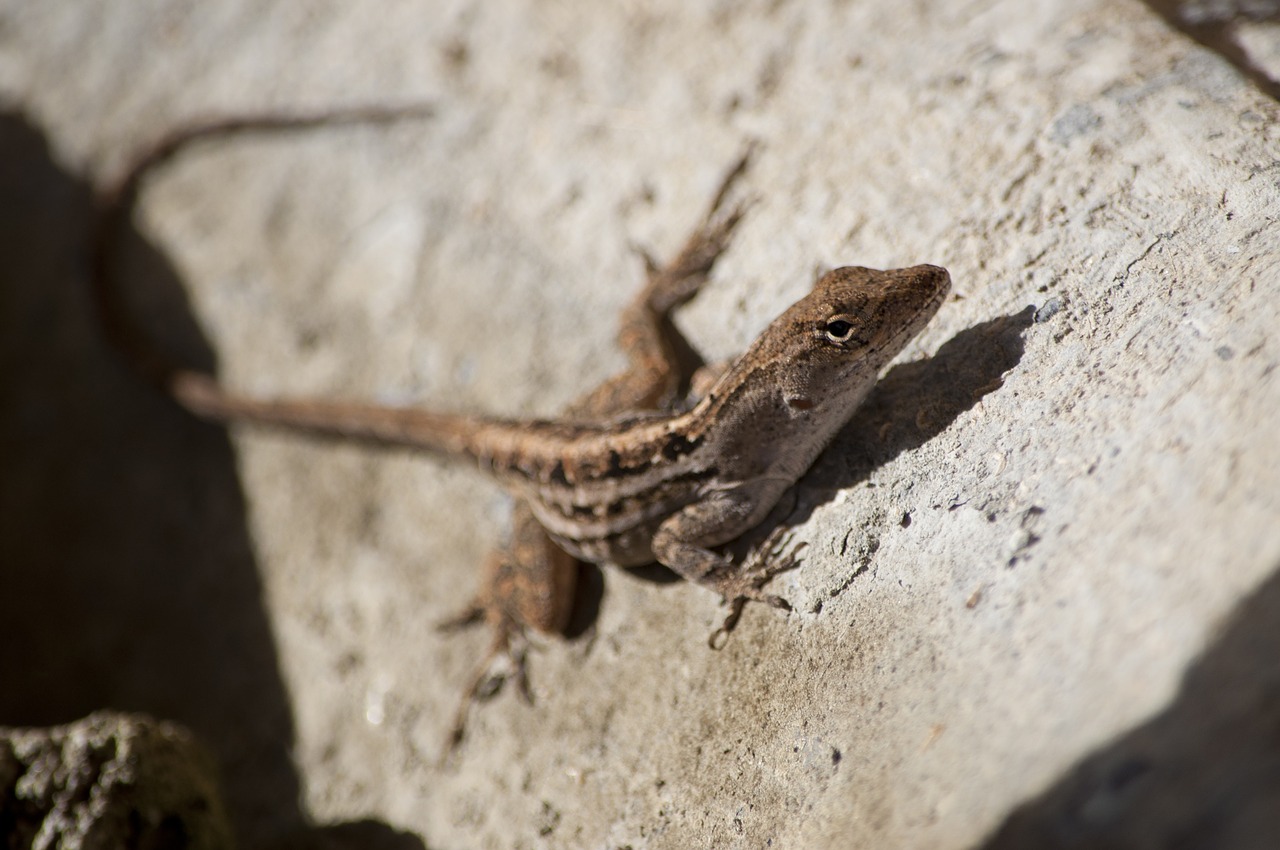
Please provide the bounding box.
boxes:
[438,504,577,750]
[441,611,531,752]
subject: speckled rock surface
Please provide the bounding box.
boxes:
[0,712,231,850]
[1,1,1278,848]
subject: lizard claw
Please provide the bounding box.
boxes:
[764,593,792,611]
[709,599,746,650]
[443,619,531,754]
[707,587,794,649]
[705,531,806,649]
[436,604,485,632]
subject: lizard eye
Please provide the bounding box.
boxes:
[824,318,855,343]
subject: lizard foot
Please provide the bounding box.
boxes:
[635,144,758,314]
[707,531,807,650]
[439,614,532,753]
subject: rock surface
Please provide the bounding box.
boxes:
[1,1,1278,849]
[0,712,231,850]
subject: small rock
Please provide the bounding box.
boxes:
[1035,298,1064,323]
[0,711,233,850]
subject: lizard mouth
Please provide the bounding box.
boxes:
[877,264,951,352]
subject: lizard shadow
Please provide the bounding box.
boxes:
[759,306,1036,564]
[975,560,1280,849]
[826,306,1034,484]
[0,110,427,850]
[1137,0,1280,102]
[630,306,1035,597]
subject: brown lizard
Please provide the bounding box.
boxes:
[92,111,951,746]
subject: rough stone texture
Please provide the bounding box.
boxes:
[0,712,232,850]
[1,1,1278,849]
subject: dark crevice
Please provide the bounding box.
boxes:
[0,108,427,850]
[976,563,1280,849]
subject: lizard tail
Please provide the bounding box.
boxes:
[169,371,485,455]
[90,105,447,445]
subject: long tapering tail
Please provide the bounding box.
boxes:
[169,370,486,455]
[90,105,474,452]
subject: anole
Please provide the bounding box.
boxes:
[92,111,950,745]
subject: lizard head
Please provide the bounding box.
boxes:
[808,263,949,364]
[762,263,951,415]
[680,263,949,478]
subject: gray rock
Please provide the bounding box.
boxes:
[0,713,232,850]
[2,1,1278,848]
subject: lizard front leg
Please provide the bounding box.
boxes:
[650,481,803,646]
